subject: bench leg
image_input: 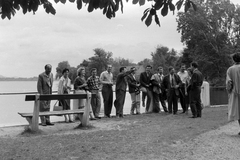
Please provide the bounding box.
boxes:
[26,117,32,128]
[81,92,91,127]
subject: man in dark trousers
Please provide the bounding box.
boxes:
[140,65,153,113]
[177,64,189,113]
[127,67,141,115]
[100,64,113,118]
[189,62,203,118]
[114,67,133,118]
[162,66,182,114]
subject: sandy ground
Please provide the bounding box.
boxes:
[0,106,240,160]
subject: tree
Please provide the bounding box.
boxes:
[112,57,135,80]
[151,45,179,74]
[137,58,153,68]
[77,48,114,78]
[0,0,197,26]
[176,0,239,85]
[55,61,71,79]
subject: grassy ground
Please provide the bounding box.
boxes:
[0,106,229,160]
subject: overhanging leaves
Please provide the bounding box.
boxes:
[0,0,197,27]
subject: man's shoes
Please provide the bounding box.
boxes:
[164,110,168,113]
[197,115,201,118]
[104,115,111,118]
[95,116,101,119]
[41,123,47,126]
[136,112,141,115]
[190,115,197,118]
[46,122,54,125]
[173,112,177,115]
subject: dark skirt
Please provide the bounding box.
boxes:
[59,91,70,110]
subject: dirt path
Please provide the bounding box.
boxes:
[0,106,239,160]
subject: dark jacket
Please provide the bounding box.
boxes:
[126,74,139,94]
[162,73,182,96]
[189,69,203,90]
[140,72,153,90]
[115,71,132,91]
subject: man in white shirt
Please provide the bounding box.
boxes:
[100,64,113,118]
[177,64,189,113]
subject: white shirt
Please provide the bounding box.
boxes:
[177,70,189,84]
[100,70,113,84]
[58,76,71,94]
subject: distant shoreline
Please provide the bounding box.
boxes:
[0,77,38,81]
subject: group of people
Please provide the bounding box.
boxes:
[36,61,204,126]
[137,62,203,118]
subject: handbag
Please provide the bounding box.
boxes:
[53,100,63,111]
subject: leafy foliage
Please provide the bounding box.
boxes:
[151,45,179,74]
[141,0,197,27]
[55,61,71,79]
[0,0,196,26]
[176,0,239,85]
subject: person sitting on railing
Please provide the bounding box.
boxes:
[58,68,73,123]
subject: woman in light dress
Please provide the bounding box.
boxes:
[226,52,240,135]
[58,68,73,123]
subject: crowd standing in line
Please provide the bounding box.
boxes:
[38,61,206,126]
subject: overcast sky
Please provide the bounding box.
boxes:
[0,0,239,77]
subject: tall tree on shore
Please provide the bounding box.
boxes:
[77,48,114,78]
[177,0,240,85]
[112,57,135,80]
[151,45,179,74]
[55,61,71,79]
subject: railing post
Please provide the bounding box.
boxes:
[32,94,40,131]
[82,92,91,126]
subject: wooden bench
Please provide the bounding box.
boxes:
[18,93,92,132]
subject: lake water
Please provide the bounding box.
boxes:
[0,81,147,127]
